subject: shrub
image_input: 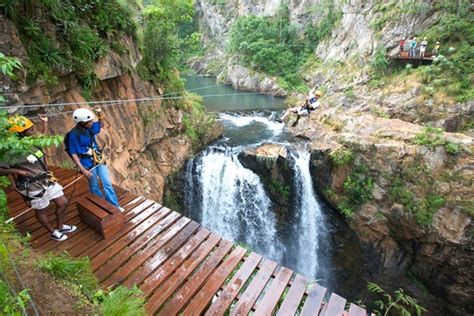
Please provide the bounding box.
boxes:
[444,141,460,155]
[343,164,374,206]
[337,164,374,219]
[94,286,145,316]
[413,126,445,149]
[329,148,354,166]
[371,46,389,75]
[416,194,445,226]
[368,282,427,316]
[37,252,98,299]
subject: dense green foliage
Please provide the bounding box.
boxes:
[368,282,427,316]
[338,164,374,219]
[1,0,135,87]
[228,1,341,91]
[139,0,193,91]
[181,93,217,149]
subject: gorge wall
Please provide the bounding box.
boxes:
[0,8,217,202]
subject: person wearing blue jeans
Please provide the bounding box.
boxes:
[67,107,123,211]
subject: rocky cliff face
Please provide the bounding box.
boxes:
[1,13,218,202]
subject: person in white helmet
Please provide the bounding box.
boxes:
[66,106,123,211]
[277,88,323,122]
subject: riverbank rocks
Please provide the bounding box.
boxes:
[289,106,474,315]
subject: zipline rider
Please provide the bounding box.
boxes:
[278,89,322,122]
[0,115,76,241]
[66,107,123,211]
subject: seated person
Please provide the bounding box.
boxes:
[278,89,322,122]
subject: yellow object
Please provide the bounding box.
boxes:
[8,116,33,133]
[314,90,323,97]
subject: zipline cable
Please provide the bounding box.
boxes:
[0,91,267,110]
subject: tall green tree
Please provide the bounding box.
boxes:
[140,0,193,83]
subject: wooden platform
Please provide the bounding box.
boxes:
[6,167,369,315]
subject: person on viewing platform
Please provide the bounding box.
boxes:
[0,115,75,241]
[277,88,322,122]
[420,37,428,58]
[399,37,405,54]
[66,107,124,212]
[432,41,440,56]
[409,37,417,57]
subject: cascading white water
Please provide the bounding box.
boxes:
[290,151,330,279]
[187,148,281,262]
[184,112,330,282]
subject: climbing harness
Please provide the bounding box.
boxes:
[5,162,103,224]
[12,149,58,207]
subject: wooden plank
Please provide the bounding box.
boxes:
[38,221,88,252]
[92,211,182,275]
[122,227,210,288]
[85,203,166,261]
[301,283,327,316]
[181,246,247,316]
[276,274,308,316]
[142,234,221,310]
[320,292,346,316]
[101,220,199,288]
[254,267,293,316]
[157,240,234,315]
[135,230,216,296]
[230,259,278,316]
[205,252,262,316]
[69,201,161,257]
[348,303,367,316]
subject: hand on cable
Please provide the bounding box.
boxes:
[38,113,48,122]
[92,105,102,113]
[81,169,93,179]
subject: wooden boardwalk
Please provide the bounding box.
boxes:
[6,167,369,315]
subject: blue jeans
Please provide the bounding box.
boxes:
[410,47,416,57]
[88,164,120,207]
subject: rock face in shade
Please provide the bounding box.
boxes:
[0,14,220,202]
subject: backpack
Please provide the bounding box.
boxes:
[64,128,77,157]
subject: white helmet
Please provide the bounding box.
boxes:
[72,108,95,123]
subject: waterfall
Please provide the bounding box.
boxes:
[185,148,281,262]
[289,151,330,280]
